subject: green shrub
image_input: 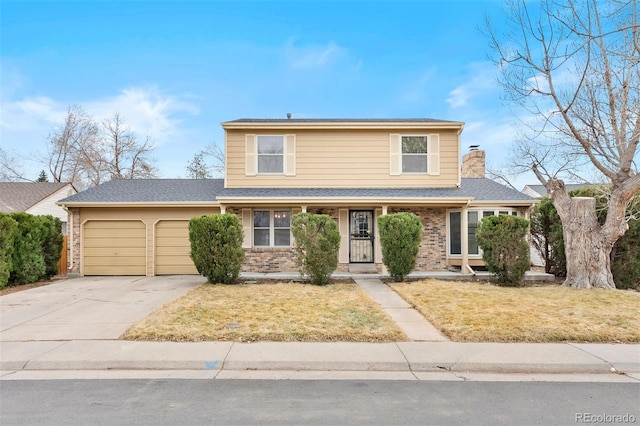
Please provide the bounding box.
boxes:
[40,215,63,279]
[611,217,640,290]
[9,212,46,285]
[530,198,565,276]
[189,214,245,284]
[291,213,340,285]
[0,213,18,288]
[377,212,423,282]
[476,215,530,286]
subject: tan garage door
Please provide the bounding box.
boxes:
[155,220,198,275]
[83,220,146,275]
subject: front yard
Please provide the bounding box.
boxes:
[122,278,640,344]
[392,279,640,343]
[122,281,406,342]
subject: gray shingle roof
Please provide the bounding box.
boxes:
[219,178,535,202]
[58,177,534,204]
[522,183,592,198]
[59,179,224,203]
[0,182,71,212]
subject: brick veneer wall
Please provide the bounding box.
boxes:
[69,207,81,276]
[388,207,448,271]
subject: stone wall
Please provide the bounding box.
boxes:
[69,207,81,277]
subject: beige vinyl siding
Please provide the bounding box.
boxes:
[79,207,219,276]
[83,220,146,275]
[226,129,460,188]
[155,220,198,275]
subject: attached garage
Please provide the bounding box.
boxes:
[155,220,198,275]
[83,220,146,275]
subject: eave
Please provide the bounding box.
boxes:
[222,121,465,131]
[57,201,220,208]
[216,196,474,206]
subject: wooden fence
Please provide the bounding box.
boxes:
[57,235,68,275]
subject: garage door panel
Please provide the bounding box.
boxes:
[155,220,198,275]
[84,247,146,257]
[84,220,146,276]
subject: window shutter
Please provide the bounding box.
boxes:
[428,134,440,176]
[241,208,252,248]
[245,134,256,176]
[389,134,401,175]
[284,134,296,176]
[338,209,349,263]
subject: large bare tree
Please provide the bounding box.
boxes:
[486,0,639,288]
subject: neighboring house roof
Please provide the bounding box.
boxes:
[58,179,225,204]
[521,183,593,198]
[58,177,535,206]
[0,182,73,212]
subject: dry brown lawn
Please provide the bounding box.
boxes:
[391,279,640,343]
[122,282,405,342]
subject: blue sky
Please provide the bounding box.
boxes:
[1,0,534,188]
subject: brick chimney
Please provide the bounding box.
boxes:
[461,146,485,178]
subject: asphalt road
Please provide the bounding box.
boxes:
[1,379,638,426]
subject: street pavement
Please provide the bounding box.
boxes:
[1,274,638,381]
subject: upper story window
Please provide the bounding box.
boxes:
[402,136,428,173]
[257,136,284,174]
[390,133,439,176]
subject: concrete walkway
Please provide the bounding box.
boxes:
[353,278,448,342]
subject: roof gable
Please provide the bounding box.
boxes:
[0,182,73,212]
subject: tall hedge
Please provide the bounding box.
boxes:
[0,213,18,288]
[40,215,63,279]
[291,213,340,285]
[189,214,245,284]
[377,212,423,282]
[9,212,46,285]
[476,215,530,286]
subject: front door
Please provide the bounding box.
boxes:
[350,210,374,263]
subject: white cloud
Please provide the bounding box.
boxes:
[446,62,498,109]
[284,39,347,70]
[84,86,200,146]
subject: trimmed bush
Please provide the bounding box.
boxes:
[377,212,423,282]
[40,215,63,279]
[291,213,340,285]
[9,212,46,285]
[0,213,18,288]
[189,214,245,284]
[530,198,565,276]
[476,214,530,286]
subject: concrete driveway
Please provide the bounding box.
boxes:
[0,276,205,341]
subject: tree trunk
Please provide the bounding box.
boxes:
[562,197,616,289]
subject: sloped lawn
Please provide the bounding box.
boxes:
[391,279,640,343]
[122,282,406,342]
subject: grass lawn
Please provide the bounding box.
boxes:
[122,282,406,342]
[391,279,640,343]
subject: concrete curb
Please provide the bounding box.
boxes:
[1,341,637,376]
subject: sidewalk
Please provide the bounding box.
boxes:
[1,340,639,380]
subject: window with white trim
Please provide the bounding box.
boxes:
[253,210,291,247]
[401,136,428,173]
[257,135,284,174]
[448,208,520,256]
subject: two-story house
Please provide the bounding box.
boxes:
[58,118,537,277]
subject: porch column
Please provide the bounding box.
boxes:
[461,205,469,273]
[382,205,388,215]
[220,205,226,214]
[301,205,307,213]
